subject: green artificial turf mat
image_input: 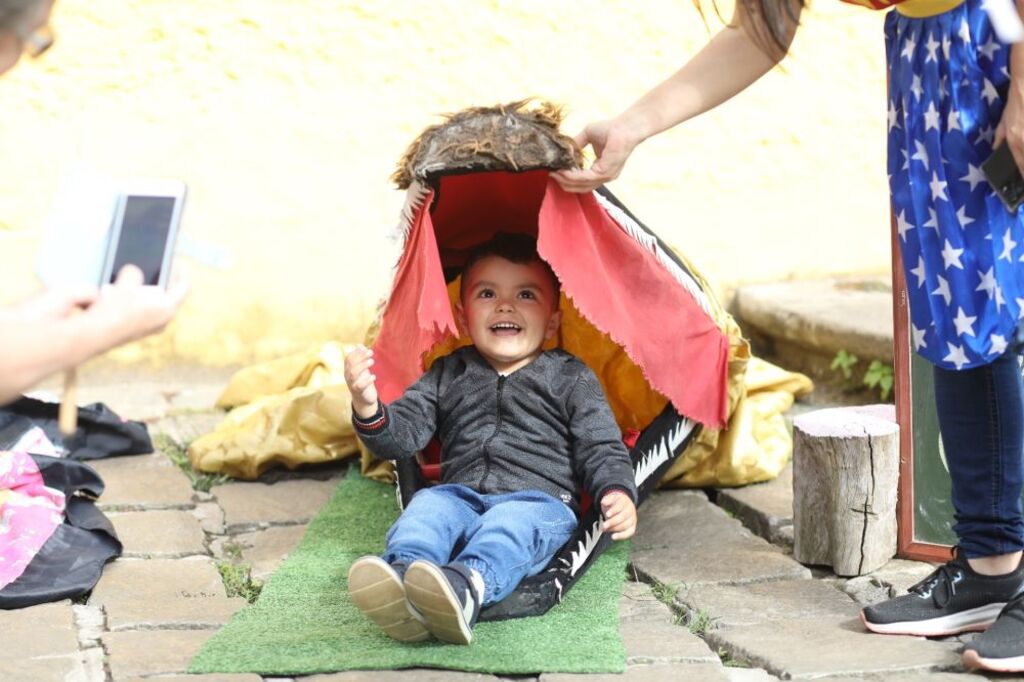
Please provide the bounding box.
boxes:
[189,469,628,675]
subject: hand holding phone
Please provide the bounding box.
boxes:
[982,144,1024,213]
[100,180,187,288]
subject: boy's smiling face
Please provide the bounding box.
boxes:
[457,255,561,375]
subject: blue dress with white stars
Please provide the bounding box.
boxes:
[887,1,1024,370]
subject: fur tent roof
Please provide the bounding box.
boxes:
[391,100,583,189]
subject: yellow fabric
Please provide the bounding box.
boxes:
[896,0,964,18]
[188,343,361,479]
[194,249,811,487]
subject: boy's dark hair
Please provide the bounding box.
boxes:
[460,233,561,305]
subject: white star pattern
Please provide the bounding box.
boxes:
[910,256,927,288]
[925,33,940,63]
[888,100,901,132]
[976,267,997,299]
[932,275,952,305]
[902,148,910,171]
[943,342,969,369]
[1017,298,1024,319]
[956,206,974,227]
[902,36,917,61]
[979,124,995,144]
[913,324,928,350]
[941,239,964,269]
[1001,229,1018,262]
[979,36,1001,61]
[958,18,971,44]
[942,34,952,60]
[961,164,986,190]
[924,207,939,229]
[924,101,941,131]
[982,79,1000,105]
[896,211,915,241]
[997,285,1006,311]
[912,74,924,101]
[989,334,1009,356]
[912,140,929,169]
[948,109,961,131]
[929,172,949,201]
[953,307,977,337]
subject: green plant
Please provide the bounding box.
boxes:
[217,561,263,604]
[863,359,895,401]
[649,579,680,604]
[153,433,231,492]
[685,608,716,635]
[830,349,859,380]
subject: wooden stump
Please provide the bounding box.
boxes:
[792,404,899,577]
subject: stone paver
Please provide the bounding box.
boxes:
[305,672,500,681]
[619,580,718,664]
[152,410,227,444]
[723,670,779,681]
[75,382,172,422]
[631,491,810,588]
[231,524,309,581]
[704,617,961,679]
[843,558,938,606]
[90,558,245,630]
[120,671,264,675]
[825,675,986,681]
[104,629,215,679]
[716,463,793,545]
[212,478,339,531]
[679,579,861,629]
[542,663,730,681]
[167,384,229,412]
[73,603,105,648]
[194,500,227,534]
[89,452,195,510]
[0,601,86,680]
[109,509,208,558]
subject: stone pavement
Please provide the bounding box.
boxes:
[0,376,1016,681]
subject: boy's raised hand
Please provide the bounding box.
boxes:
[344,345,379,419]
[600,491,637,540]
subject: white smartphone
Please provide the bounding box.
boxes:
[99,180,187,288]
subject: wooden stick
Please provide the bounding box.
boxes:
[59,367,78,436]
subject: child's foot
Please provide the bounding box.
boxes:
[861,552,1024,636]
[962,593,1024,672]
[404,560,484,645]
[348,556,429,642]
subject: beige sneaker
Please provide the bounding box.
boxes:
[404,560,484,645]
[348,556,430,642]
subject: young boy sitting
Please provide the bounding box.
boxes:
[343,232,638,645]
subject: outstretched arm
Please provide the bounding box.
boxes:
[554,0,803,192]
[0,265,186,405]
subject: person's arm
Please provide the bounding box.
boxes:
[995,4,1024,173]
[553,0,803,192]
[345,347,443,460]
[0,265,186,405]
[566,366,638,539]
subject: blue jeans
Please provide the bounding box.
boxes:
[381,484,577,605]
[934,350,1024,558]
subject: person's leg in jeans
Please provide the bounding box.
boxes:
[863,350,1024,639]
[455,489,578,604]
[349,484,483,642]
[403,489,577,644]
[936,351,1024,570]
[381,484,484,568]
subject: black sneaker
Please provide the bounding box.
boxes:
[347,555,430,642]
[963,591,1024,672]
[861,552,1024,637]
[404,560,484,645]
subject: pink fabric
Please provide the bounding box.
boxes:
[373,188,459,403]
[537,180,729,427]
[0,451,66,590]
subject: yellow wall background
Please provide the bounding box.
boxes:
[0,0,890,369]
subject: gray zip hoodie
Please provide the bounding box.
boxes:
[353,346,637,511]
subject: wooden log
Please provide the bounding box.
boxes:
[792,404,899,577]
